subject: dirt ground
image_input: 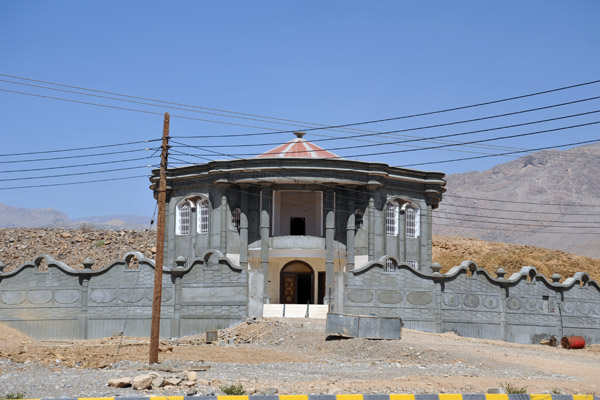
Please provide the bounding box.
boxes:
[1,319,599,395]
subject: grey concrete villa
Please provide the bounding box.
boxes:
[1,132,598,343]
[152,132,445,305]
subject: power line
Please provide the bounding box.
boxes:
[165,142,600,223]
[0,88,288,130]
[0,165,154,182]
[434,210,599,225]
[433,221,600,235]
[399,138,600,167]
[1,77,530,155]
[0,78,309,129]
[0,139,159,157]
[4,72,599,134]
[0,157,156,174]
[0,148,156,164]
[434,215,598,229]
[174,96,600,140]
[439,202,600,216]
[0,175,149,190]
[170,121,600,159]
[444,193,600,207]
[5,74,597,164]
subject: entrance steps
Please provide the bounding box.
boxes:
[263,304,329,319]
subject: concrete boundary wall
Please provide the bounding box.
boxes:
[335,259,600,344]
[0,250,253,340]
[18,394,600,400]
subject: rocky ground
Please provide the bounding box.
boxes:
[0,318,599,397]
[1,228,598,282]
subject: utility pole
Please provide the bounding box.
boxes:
[149,112,169,364]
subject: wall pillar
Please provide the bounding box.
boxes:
[325,203,335,305]
[79,277,90,339]
[500,285,508,341]
[433,279,443,333]
[346,214,355,271]
[426,204,433,272]
[171,258,186,338]
[419,205,429,271]
[400,209,406,265]
[240,189,249,269]
[220,195,228,253]
[368,197,375,261]
[260,188,271,303]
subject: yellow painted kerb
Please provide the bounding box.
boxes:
[280,396,309,400]
[218,396,249,400]
[150,397,184,400]
[79,398,114,400]
[390,395,416,400]
[336,395,364,400]
[573,396,595,400]
[439,394,464,400]
[530,395,553,400]
[485,394,509,400]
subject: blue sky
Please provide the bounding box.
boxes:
[0,1,598,219]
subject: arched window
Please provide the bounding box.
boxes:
[354,208,364,229]
[404,203,420,238]
[385,200,399,236]
[197,198,210,234]
[385,258,397,272]
[176,202,191,235]
[232,207,241,230]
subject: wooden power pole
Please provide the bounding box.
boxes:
[149,112,169,364]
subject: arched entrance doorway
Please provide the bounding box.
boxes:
[280,261,314,304]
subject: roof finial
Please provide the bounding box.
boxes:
[293,131,306,139]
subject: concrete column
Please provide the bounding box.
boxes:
[220,195,228,253]
[260,189,271,303]
[80,277,90,339]
[500,285,508,341]
[420,205,428,271]
[400,210,407,264]
[240,189,249,269]
[426,205,433,271]
[325,208,335,305]
[368,197,375,261]
[433,279,443,333]
[346,194,355,271]
[346,214,355,271]
[190,206,197,260]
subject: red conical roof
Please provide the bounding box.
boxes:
[257,132,339,159]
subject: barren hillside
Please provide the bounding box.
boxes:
[0,228,598,282]
[434,143,600,258]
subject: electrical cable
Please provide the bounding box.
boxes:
[0,148,157,164]
[0,165,155,182]
[444,193,600,207]
[0,88,288,131]
[169,120,600,159]
[432,221,600,235]
[4,72,599,134]
[0,175,149,190]
[399,138,600,167]
[434,210,599,225]
[0,139,160,157]
[0,156,156,174]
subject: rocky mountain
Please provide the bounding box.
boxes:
[433,143,600,258]
[0,202,150,230]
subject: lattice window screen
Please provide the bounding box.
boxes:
[197,198,210,234]
[385,201,399,236]
[177,204,190,235]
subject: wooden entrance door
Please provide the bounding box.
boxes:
[282,274,297,304]
[279,261,314,304]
